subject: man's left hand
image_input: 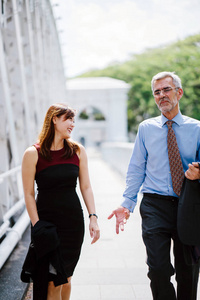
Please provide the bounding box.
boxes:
[185,162,200,180]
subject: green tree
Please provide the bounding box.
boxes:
[78,34,200,133]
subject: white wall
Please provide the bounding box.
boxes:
[100,142,134,178]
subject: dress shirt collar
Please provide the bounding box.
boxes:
[161,111,184,127]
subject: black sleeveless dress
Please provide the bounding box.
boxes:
[34,144,84,279]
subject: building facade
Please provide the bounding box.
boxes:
[66,77,130,147]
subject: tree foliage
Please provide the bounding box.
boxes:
[79,34,200,133]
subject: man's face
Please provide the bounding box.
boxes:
[153,77,182,114]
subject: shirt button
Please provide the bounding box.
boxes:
[169,185,171,187]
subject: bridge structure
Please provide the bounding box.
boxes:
[0,0,66,270]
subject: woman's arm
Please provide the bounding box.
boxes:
[78,145,100,244]
[22,146,39,226]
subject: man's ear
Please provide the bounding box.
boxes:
[177,88,183,101]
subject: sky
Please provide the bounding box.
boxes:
[51,0,200,78]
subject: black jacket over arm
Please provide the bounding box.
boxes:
[21,220,67,300]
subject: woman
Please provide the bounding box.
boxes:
[21,103,100,300]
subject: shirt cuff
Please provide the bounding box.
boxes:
[121,198,136,213]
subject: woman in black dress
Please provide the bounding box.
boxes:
[22,103,100,300]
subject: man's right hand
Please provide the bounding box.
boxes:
[108,206,130,234]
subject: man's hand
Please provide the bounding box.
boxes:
[185,162,200,180]
[108,206,130,234]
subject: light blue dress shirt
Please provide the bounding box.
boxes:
[121,111,200,212]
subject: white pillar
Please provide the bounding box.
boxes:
[12,0,32,144]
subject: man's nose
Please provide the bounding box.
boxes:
[160,89,166,96]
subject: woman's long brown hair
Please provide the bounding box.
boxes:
[38,103,80,160]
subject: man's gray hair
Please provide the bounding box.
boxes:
[151,71,182,93]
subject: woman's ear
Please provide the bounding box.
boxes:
[52,116,57,125]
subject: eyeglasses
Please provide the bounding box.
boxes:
[153,86,179,96]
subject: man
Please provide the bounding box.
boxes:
[108,71,200,300]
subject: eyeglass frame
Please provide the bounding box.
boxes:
[153,86,180,96]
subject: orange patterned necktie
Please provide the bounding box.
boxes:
[166,121,184,196]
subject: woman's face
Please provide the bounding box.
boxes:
[53,114,75,139]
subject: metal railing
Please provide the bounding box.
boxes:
[0,166,30,270]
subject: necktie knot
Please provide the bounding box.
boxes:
[166,120,173,128]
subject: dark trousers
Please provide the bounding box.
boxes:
[140,193,200,300]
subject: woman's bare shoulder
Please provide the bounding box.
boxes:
[76,143,87,159]
[23,145,38,162]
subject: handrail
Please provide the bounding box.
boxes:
[0,209,30,269]
[0,165,21,182]
[0,165,24,240]
[0,165,30,270]
[3,198,25,222]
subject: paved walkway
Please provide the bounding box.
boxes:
[71,149,150,300]
[23,148,200,299]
